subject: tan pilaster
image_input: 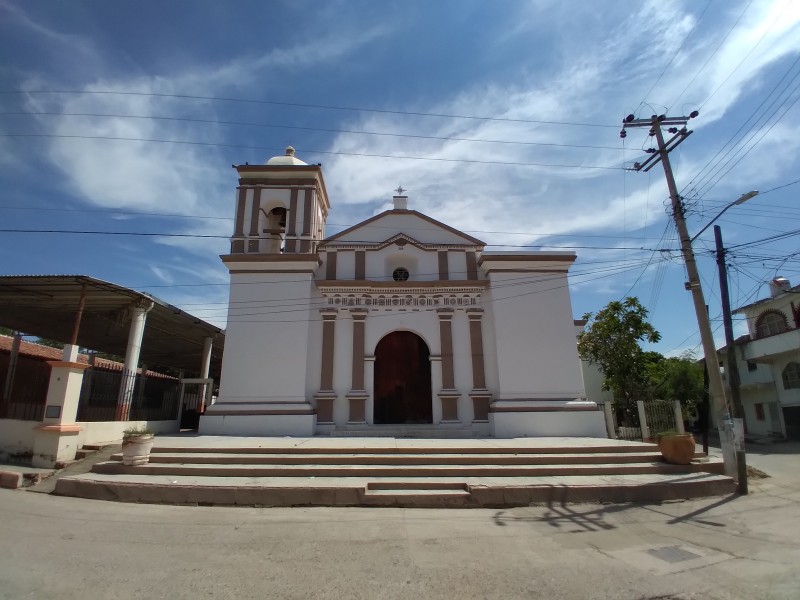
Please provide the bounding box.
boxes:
[467,308,491,422]
[437,309,460,422]
[347,309,369,423]
[314,309,338,424]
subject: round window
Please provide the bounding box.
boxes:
[393,267,410,281]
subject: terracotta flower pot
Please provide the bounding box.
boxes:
[657,433,696,465]
[122,434,155,466]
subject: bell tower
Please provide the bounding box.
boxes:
[229,146,330,255]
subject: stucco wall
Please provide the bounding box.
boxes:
[218,272,315,403]
[485,271,585,399]
[0,419,38,461]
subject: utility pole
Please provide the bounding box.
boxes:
[621,113,737,477]
[715,225,748,494]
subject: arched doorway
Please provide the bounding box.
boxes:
[373,331,432,424]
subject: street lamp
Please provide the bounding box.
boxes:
[694,190,759,494]
[691,190,759,242]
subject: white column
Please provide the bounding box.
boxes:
[2,332,21,403]
[199,336,213,412]
[116,301,154,420]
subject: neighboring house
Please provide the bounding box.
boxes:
[200,147,605,438]
[720,277,800,440]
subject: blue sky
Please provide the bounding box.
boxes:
[1,0,799,357]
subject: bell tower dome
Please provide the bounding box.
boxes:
[229,146,330,254]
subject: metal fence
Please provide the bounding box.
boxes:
[0,354,50,421]
[643,399,679,439]
[607,399,681,441]
[77,368,180,422]
[612,402,643,441]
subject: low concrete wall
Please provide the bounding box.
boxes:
[0,419,39,462]
[78,420,179,447]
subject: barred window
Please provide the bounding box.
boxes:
[756,311,787,338]
[782,362,800,390]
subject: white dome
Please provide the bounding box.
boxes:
[266,146,307,166]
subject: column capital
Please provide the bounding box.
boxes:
[436,308,455,320]
[350,308,369,321]
[319,309,338,320]
[466,308,485,320]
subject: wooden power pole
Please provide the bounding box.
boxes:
[620,113,737,478]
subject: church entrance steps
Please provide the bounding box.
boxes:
[330,425,475,438]
[109,451,670,465]
[90,461,721,478]
[53,472,735,507]
[51,436,735,507]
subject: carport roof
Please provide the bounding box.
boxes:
[0,275,224,375]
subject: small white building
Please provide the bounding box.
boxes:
[200,148,605,438]
[719,277,800,440]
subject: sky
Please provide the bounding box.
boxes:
[1,0,799,358]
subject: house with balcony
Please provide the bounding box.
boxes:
[722,277,800,440]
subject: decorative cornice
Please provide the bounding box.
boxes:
[315,280,487,292]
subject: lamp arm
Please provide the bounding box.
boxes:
[691,202,735,242]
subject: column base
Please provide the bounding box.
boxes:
[438,390,460,423]
[346,391,368,424]
[489,398,606,438]
[470,390,492,422]
[32,424,83,468]
[314,391,336,424]
[200,400,316,436]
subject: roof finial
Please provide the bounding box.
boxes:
[392,185,408,210]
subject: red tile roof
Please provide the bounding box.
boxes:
[0,335,175,379]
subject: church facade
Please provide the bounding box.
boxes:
[200,148,606,438]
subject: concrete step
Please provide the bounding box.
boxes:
[75,449,97,460]
[53,472,736,507]
[92,460,722,478]
[330,427,476,439]
[111,451,667,466]
[149,443,663,455]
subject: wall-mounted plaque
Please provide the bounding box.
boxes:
[45,405,62,419]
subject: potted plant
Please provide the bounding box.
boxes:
[656,430,696,465]
[121,426,155,466]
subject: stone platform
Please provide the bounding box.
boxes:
[53,436,735,508]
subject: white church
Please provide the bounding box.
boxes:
[200,147,605,438]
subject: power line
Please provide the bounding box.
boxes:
[0,111,622,150]
[0,133,626,170]
[668,0,755,111]
[1,89,620,128]
[0,228,665,251]
[0,204,676,241]
[638,0,712,109]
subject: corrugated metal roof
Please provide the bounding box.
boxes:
[0,275,224,375]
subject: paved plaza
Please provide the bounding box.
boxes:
[0,442,798,600]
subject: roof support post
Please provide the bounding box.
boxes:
[198,337,213,412]
[2,332,22,406]
[116,300,154,421]
[62,282,87,363]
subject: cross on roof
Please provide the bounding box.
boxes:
[394,185,406,195]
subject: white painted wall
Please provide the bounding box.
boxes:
[0,419,38,461]
[485,271,585,399]
[217,272,315,403]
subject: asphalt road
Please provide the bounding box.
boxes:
[1,445,798,600]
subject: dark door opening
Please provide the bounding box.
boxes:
[374,331,432,424]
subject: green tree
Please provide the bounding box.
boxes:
[577,297,661,411]
[0,326,13,336]
[646,350,704,418]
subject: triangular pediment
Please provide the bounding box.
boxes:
[322,209,484,247]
